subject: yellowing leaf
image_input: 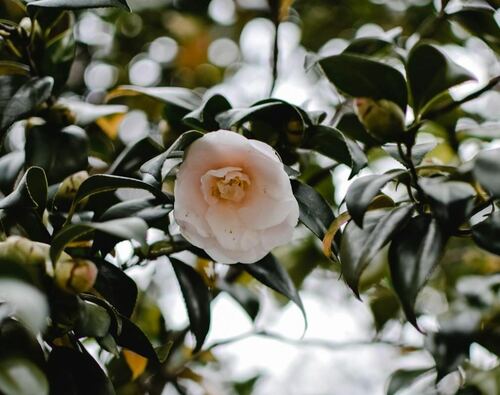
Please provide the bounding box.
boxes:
[123,349,148,380]
[322,211,350,259]
[96,113,125,140]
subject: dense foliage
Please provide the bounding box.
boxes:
[0,0,499,394]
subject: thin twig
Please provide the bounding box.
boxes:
[269,19,280,96]
[205,329,418,353]
[425,75,500,120]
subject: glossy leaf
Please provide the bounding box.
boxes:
[473,147,500,198]
[447,5,500,51]
[419,179,475,230]
[319,53,408,111]
[0,166,48,216]
[28,0,129,10]
[108,137,163,176]
[67,174,170,220]
[0,279,49,334]
[346,170,406,227]
[107,86,201,110]
[1,77,54,130]
[0,358,49,395]
[140,130,204,183]
[93,259,138,318]
[243,253,307,327]
[75,301,112,339]
[183,94,232,131]
[216,99,303,129]
[0,151,24,195]
[472,212,500,256]
[340,206,414,296]
[116,316,159,363]
[25,124,89,184]
[100,198,173,228]
[171,258,211,353]
[383,141,437,165]
[291,179,335,240]
[407,44,475,113]
[388,215,448,328]
[50,218,148,263]
[47,346,115,395]
[304,125,367,177]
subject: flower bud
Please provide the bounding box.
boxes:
[0,236,49,266]
[55,171,89,201]
[354,98,406,143]
[54,258,98,294]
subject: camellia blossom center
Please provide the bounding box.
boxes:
[201,166,251,205]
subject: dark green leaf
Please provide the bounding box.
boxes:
[50,218,148,263]
[0,151,24,195]
[473,147,500,198]
[304,126,367,177]
[388,215,448,328]
[170,258,211,353]
[340,206,414,297]
[472,212,500,256]
[0,76,28,134]
[0,318,47,369]
[447,5,500,51]
[25,124,89,184]
[218,282,260,321]
[387,368,433,395]
[407,44,475,113]
[93,259,138,318]
[0,166,48,216]
[75,301,112,338]
[319,53,408,111]
[107,86,201,110]
[116,316,159,363]
[183,94,232,131]
[419,179,475,230]
[140,130,204,183]
[47,346,115,395]
[1,77,54,130]
[346,170,406,227]
[242,253,306,327]
[337,112,380,147]
[28,0,129,11]
[108,137,163,176]
[383,141,437,165]
[343,37,394,56]
[291,179,335,240]
[41,11,75,93]
[216,100,302,129]
[100,198,172,228]
[67,174,170,220]
[0,357,48,395]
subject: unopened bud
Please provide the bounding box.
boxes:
[55,171,89,200]
[18,17,32,38]
[286,118,304,147]
[354,98,406,143]
[0,236,49,266]
[54,258,98,294]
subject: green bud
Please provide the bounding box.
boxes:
[54,258,98,294]
[354,98,406,143]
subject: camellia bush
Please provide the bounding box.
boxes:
[0,0,499,394]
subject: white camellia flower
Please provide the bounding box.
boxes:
[174,130,299,264]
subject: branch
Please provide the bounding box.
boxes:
[425,76,500,120]
[205,329,418,353]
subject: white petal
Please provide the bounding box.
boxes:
[205,204,245,251]
[238,195,296,230]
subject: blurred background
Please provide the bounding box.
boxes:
[51,0,500,393]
